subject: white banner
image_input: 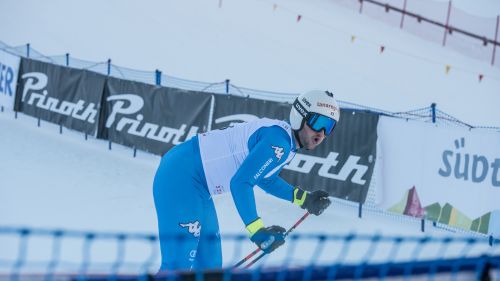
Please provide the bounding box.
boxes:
[377,116,500,236]
[0,49,20,111]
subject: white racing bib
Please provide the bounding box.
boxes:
[198,118,294,196]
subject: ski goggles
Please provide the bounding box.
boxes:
[293,98,337,135]
[305,113,337,136]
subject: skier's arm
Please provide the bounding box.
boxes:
[230,126,292,226]
[258,176,294,202]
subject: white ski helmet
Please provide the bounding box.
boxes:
[289,90,340,132]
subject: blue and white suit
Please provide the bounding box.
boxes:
[153,118,298,271]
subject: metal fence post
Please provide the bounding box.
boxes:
[155,69,162,86]
[225,79,230,94]
[492,15,499,66]
[431,103,436,123]
[26,43,30,58]
[65,53,70,66]
[442,0,452,46]
[400,0,408,29]
[107,59,112,76]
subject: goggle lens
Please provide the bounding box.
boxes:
[306,113,337,135]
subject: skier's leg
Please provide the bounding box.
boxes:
[196,198,222,270]
[153,146,204,271]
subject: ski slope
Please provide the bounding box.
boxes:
[1,112,498,271]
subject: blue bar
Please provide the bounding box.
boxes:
[431,103,436,123]
[107,59,112,76]
[156,69,162,86]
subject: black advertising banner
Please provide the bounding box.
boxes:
[280,109,379,204]
[211,94,290,129]
[212,94,378,203]
[14,58,106,135]
[98,77,212,155]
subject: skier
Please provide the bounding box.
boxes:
[153,90,340,271]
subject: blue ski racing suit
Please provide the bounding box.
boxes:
[153,118,298,271]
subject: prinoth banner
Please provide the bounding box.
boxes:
[0,49,21,111]
[98,77,212,155]
[212,94,379,203]
[377,116,500,236]
[14,58,106,135]
[211,94,290,128]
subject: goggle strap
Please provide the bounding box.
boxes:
[293,99,308,118]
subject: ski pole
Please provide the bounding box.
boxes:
[233,248,261,269]
[244,212,309,269]
[234,212,310,269]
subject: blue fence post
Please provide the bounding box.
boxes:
[358,202,363,218]
[11,228,30,281]
[45,230,64,281]
[155,69,162,86]
[431,103,436,123]
[225,79,230,94]
[26,43,30,58]
[65,53,70,66]
[107,59,112,76]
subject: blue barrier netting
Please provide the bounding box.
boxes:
[0,227,499,280]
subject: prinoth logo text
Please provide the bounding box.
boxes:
[105,94,200,145]
[21,72,98,123]
[285,152,370,185]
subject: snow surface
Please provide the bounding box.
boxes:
[0,111,498,272]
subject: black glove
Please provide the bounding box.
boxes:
[293,188,331,215]
[247,218,286,253]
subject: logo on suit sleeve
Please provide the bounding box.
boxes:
[272,146,284,161]
[179,221,201,237]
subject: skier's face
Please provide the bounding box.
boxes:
[298,123,327,150]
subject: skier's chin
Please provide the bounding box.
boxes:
[305,142,317,150]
